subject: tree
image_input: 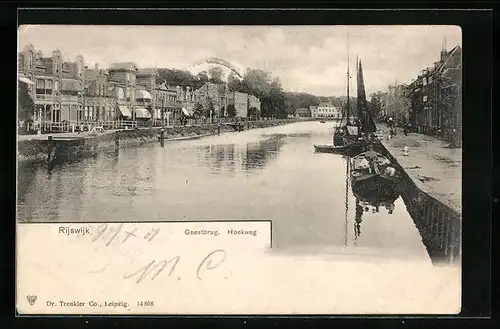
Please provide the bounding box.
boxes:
[196,71,209,82]
[18,83,35,125]
[193,102,204,118]
[227,71,241,92]
[248,106,258,119]
[226,104,236,118]
[369,91,385,120]
[206,99,215,118]
[157,68,196,87]
[208,67,224,84]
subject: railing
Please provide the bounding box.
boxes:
[24,120,139,134]
[60,95,79,102]
[35,94,53,100]
[21,117,308,135]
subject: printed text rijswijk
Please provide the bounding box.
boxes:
[59,226,90,236]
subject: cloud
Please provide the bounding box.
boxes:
[18,25,461,96]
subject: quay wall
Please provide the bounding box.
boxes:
[17,119,315,167]
[378,142,461,265]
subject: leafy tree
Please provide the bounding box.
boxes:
[196,71,209,83]
[193,102,204,118]
[369,91,386,120]
[227,71,242,92]
[226,104,236,118]
[208,67,224,84]
[248,106,258,119]
[157,68,196,87]
[18,83,35,124]
[205,99,215,118]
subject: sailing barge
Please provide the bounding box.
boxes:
[314,37,377,155]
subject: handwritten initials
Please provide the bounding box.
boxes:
[123,256,180,283]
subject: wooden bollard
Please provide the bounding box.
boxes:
[114,134,119,150]
[160,128,165,147]
[47,135,55,170]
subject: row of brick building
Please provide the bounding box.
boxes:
[17,44,261,131]
[379,44,462,144]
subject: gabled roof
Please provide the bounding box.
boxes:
[439,45,461,73]
[109,62,138,71]
[137,68,158,76]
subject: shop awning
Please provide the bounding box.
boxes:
[135,108,152,119]
[18,77,34,85]
[118,105,132,118]
[182,107,195,117]
[136,89,152,100]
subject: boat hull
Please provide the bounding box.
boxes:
[314,143,363,155]
[351,175,399,205]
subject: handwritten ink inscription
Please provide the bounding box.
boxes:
[78,223,228,283]
[90,223,160,247]
[123,249,227,283]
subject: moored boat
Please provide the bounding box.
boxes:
[349,148,399,202]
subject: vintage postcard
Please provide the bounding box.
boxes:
[17,24,462,315]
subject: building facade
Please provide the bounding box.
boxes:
[18,44,85,130]
[226,91,248,118]
[408,45,462,143]
[248,94,261,118]
[82,63,119,122]
[312,102,342,118]
[309,105,318,118]
[295,107,311,118]
[107,62,139,120]
[155,82,181,125]
[193,82,227,117]
[384,83,410,126]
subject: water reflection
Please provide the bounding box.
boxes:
[17,122,432,264]
[201,134,286,175]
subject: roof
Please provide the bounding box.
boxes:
[83,69,98,81]
[109,62,138,71]
[439,45,461,73]
[61,79,83,91]
[318,102,333,107]
[137,68,158,76]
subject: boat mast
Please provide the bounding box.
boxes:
[346,33,350,125]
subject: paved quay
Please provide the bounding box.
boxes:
[375,123,462,215]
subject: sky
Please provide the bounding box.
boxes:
[18,25,461,96]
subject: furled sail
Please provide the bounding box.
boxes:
[356,59,376,134]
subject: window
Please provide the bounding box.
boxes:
[423,95,428,102]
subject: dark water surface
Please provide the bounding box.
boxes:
[17,122,430,262]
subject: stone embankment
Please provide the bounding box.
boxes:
[17,119,313,166]
[376,123,462,264]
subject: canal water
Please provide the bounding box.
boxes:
[18,121,434,263]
